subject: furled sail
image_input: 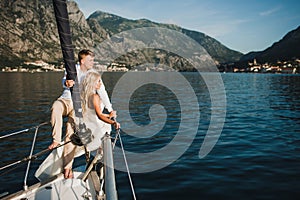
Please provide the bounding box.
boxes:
[52,0,76,81]
[52,0,91,145]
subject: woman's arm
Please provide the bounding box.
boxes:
[93,94,120,129]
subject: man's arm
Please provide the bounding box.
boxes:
[97,83,113,113]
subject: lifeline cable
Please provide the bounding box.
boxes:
[119,130,137,200]
[0,122,49,140]
[0,141,71,172]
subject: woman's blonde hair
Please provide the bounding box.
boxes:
[80,70,101,113]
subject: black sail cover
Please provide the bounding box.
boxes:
[52,0,91,145]
[52,0,76,81]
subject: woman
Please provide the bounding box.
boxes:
[80,70,120,152]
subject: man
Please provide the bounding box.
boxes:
[49,49,114,178]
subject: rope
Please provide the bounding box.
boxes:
[118,130,137,200]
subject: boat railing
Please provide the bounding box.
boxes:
[0,121,50,191]
[1,123,124,199]
[23,122,46,190]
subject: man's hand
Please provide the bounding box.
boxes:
[65,79,75,88]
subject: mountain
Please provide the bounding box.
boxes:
[88,11,243,64]
[240,26,300,63]
[0,0,107,67]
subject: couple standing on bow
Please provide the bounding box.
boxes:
[48,49,120,179]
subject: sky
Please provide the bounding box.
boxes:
[74,0,300,54]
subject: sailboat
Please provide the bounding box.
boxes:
[0,0,119,199]
[1,128,118,200]
[0,125,118,200]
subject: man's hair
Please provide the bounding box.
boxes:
[78,49,94,63]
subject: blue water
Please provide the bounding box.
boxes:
[0,72,299,199]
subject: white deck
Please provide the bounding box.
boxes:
[3,171,101,200]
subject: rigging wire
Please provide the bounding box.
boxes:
[117,129,137,200]
[112,128,120,149]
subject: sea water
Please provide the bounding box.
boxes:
[0,72,299,200]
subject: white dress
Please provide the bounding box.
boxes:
[35,103,111,181]
[83,102,112,151]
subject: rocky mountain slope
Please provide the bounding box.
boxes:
[0,0,107,67]
[88,11,243,65]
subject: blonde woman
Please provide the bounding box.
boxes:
[80,70,120,151]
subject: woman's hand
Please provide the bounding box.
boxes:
[113,121,121,130]
[109,110,117,119]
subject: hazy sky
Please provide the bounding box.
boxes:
[74,0,300,54]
